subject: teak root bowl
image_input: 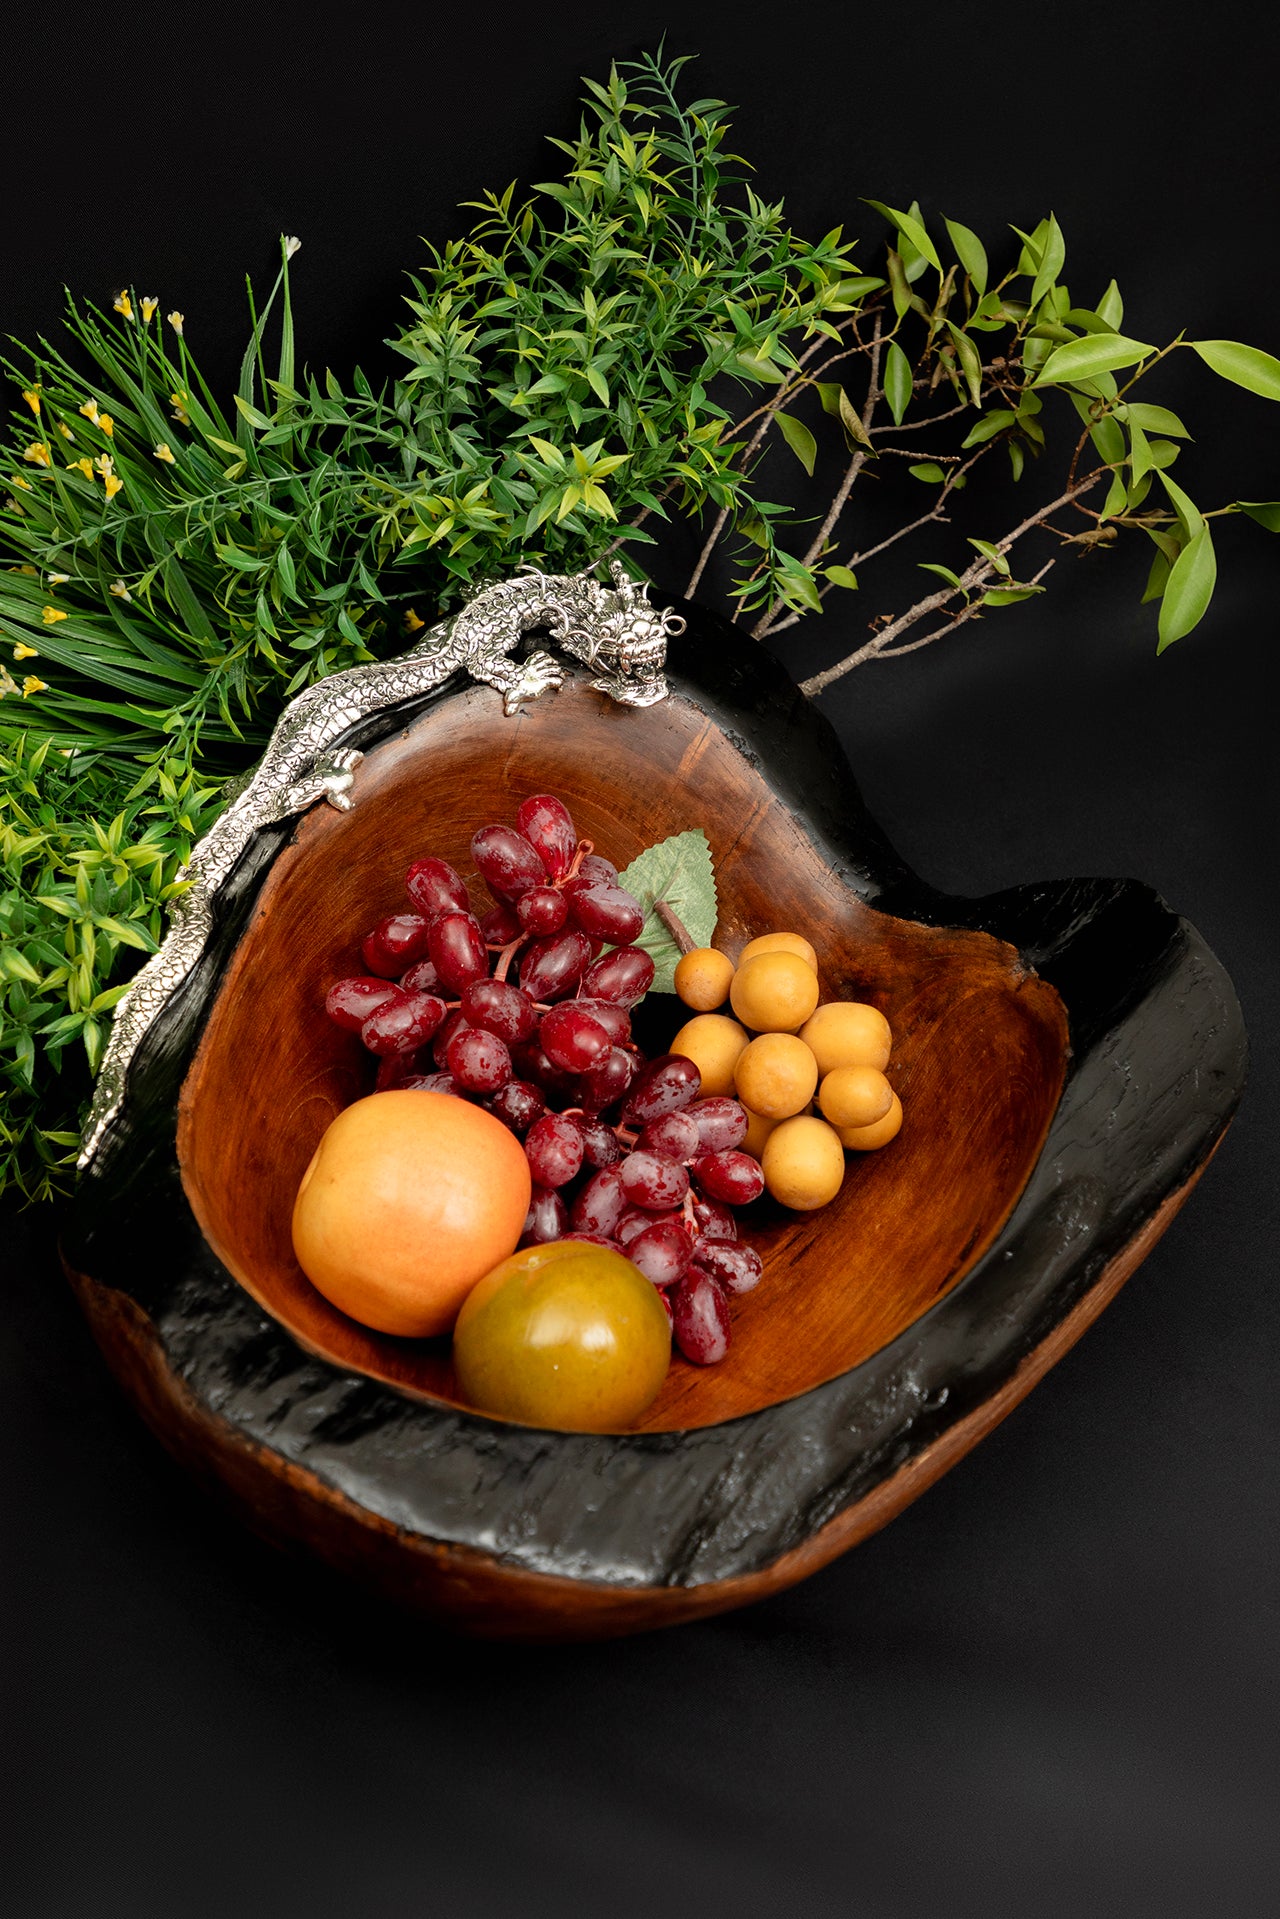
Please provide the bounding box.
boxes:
[63,605,1246,1638]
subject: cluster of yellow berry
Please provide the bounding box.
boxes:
[669,934,901,1212]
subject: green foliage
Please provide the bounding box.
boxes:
[1,49,1278,1201]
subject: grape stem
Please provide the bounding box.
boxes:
[654,899,696,954]
[492,935,528,983]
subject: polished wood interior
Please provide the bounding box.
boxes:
[177,678,1069,1432]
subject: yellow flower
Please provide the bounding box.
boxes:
[42,606,69,624]
[80,399,101,424]
[22,676,48,697]
[48,573,70,585]
[13,642,39,660]
[23,441,51,468]
[57,423,74,440]
[403,607,425,634]
[113,291,134,321]
[109,580,132,601]
[141,297,159,323]
[0,667,18,699]
[94,454,114,478]
[11,475,31,491]
[8,564,37,575]
[70,457,95,480]
[170,391,191,426]
[167,310,184,336]
[97,413,115,438]
[153,442,176,464]
[103,473,123,499]
[21,387,41,415]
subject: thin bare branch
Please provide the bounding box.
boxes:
[870,557,1057,659]
[798,473,1104,696]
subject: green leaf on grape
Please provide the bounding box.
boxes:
[618,829,717,994]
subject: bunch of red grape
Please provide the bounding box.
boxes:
[322,794,766,1365]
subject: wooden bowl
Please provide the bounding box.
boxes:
[62,606,1245,1637]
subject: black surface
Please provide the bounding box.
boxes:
[64,610,1244,1590]
[4,3,1279,1914]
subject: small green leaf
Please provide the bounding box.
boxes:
[823,565,859,590]
[1035,333,1155,386]
[908,463,947,483]
[883,341,913,425]
[776,410,818,475]
[1122,403,1191,439]
[962,408,1017,447]
[1128,421,1155,488]
[735,352,787,386]
[1237,500,1280,531]
[1008,441,1025,482]
[983,585,1044,606]
[944,217,988,298]
[1190,339,1280,402]
[1096,279,1124,329]
[865,200,942,273]
[945,323,983,405]
[969,537,1010,576]
[1030,213,1066,309]
[918,562,963,588]
[1142,548,1172,604]
[617,830,718,995]
[1099,471,1129,521]
[837,388,873,449]
[234,395,273,431]
[1158,470,1205,542]
[1157,522,1217,652]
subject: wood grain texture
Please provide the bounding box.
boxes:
[176,677,1068,1431]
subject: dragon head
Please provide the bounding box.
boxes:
[556,560,684,707]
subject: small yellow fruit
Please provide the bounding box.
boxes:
[740,1105,780,1162]
[836,1091,904,1151]
[799,1000,892,1075]
[737,931,818,972]
[761,1114,846,1210]
[674,946,736,1011]
[670,1012,751,1097]
[818,1065,893,1130]
[729,952,821,1033]
[734,1032,818,1119]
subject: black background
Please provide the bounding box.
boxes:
[3,4,1278,1914]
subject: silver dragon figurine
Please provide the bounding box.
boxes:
[78,562,684,1170]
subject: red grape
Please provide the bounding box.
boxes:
[658,1289,674,1330]
[691,1195,738,1242]
[518,930,593,1001]
[432,1008,471,1069]
[471,824,546,901]
[578,1045,639,1113]
[575,1114,622,1169]
[692,1240,763,1296]
[516,794,578,880]
[627,1220,694,1288]
[619,1150,689,1211]
[524,1113,585,1188]
[692,1151,765,1206]
[427,910,489,992]
[461,978,537,1045]
[361,912,433,977]
[488,1079,548,1135]
[621,1054,702,1126]
[516,886,568,936]
[615,1206,654,1246]
[375,1049,431,1092]
[511,1037,581,1101]
[360,991,448,1056]
[566,881,645,944]
[671,1269,731,1364]
[446,1026,513,1093]
[579,945,654,1008]
[571,997,632,1045]
[522,1186,568,1246]
[689,1097,750,1153]
[560,1231,620,1250]
[405,856,469,918]
[574,853,618,887]
[569,1167,627,1237]
[325,976,402,1032]
[637,1111,701,1162]
[480,901,522,946]
[399,958,441,996]
[540,1003,611,1073]
[401,1070,459,1096]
